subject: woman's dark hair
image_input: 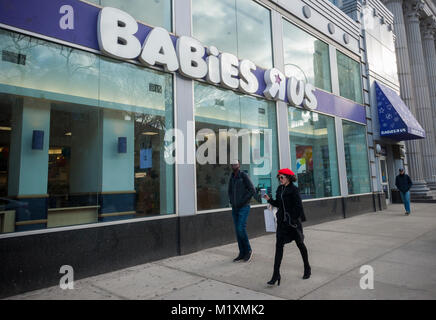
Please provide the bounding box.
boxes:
[277,174,297,183]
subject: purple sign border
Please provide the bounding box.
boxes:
[0,0,366,124]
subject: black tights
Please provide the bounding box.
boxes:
[273,239,310,276]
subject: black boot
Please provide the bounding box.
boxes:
[302,265,311,280]
[268,241,284,286]
[267,273,281,286]
[296,241,311,279]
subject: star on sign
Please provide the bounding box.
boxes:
[275,74,282,84]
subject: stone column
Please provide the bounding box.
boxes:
[383,0,430,195]
[404,0,436,189]
[421,17,436,157]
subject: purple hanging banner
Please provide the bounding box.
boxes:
[0,0,101,50]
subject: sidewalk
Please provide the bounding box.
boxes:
[6,203,436,300]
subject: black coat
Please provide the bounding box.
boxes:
[395,174,412,193]
[228,170,256,209]
[268,183,306,244]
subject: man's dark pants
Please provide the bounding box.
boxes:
[231,205,251,257]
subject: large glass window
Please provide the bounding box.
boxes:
[194,82,279,211]
[0,29,174,234]
[85,0,172,31]
[337,51,363,104]
[283,20,332,92]
[342,120,371,195]
[192,0,273,69]
[288,108,340,199]
[364,12,398,84]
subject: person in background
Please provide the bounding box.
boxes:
[228,160,256,262]
[263,168,311,286]
[395,168,413,215]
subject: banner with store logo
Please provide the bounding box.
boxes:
[0,0,366,124]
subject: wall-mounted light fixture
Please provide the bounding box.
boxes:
[400,147,406,159]
[118,137,127,153]
[375,144,381,155]
[32,130,44,150]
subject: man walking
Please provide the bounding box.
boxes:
[395,168,413,215]
[228,160,256,262]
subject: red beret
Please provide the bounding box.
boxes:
[278,168,295,176]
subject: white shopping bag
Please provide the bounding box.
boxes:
[264,205,277,233]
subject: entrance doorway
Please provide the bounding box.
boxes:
[379,156,390,205]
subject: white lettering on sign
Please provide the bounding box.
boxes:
[287,77,305,106]
[59,5,75,30]
[303,83,318,110]
[239,59,258,94]
[381,128,407,135]
[220,52,240,89]
[97,7,318,110]
[206,46,221,84]
[139,27,179,72]
[287,77,317,110]
[263,68,286,101]
[177,36,208,79]
[98,7,142,60]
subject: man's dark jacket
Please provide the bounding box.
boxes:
[228,170,256,209]
[395,173,413,193]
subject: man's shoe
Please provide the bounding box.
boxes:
[405,212,410,215]
[233,255,244,262]
[243,250,253,262]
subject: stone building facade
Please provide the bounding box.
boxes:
[334,0,436,199]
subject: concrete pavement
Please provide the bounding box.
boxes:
[5,202,436,300]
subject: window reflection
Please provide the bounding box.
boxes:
[0,30,174,233]
[192,0,273,69]
[342,120,371,195]
[283,20,332,92]
[194,82,279,211]
[289,107,340,199]
[84,0,172,31]
[365,32,398,84]
[0,30,99,102]
[337,51,363,104]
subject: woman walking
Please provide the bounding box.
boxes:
[263,168,311,286]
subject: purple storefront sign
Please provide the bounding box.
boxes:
[0,0,366,124]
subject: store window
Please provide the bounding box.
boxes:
[85,0,172,31]
[342,120,371,195]
[337,51,363,104]
[194,82,279,211]
[283,20,332,92]
[365,16,399,84]
[192,0,273,69]
[288,107,340,199]
[0,29,174,234]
